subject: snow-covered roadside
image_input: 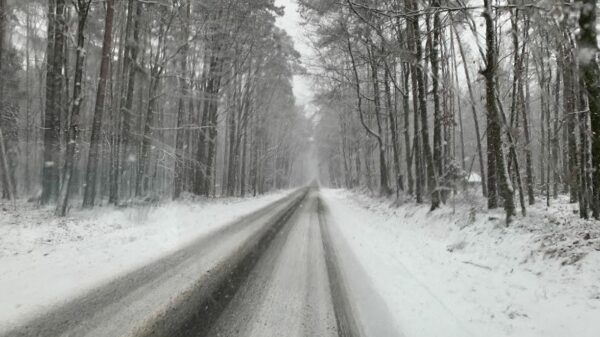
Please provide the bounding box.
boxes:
[321,188,600,337]
[0,190,291,330]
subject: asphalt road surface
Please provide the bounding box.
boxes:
[3,188,398,337]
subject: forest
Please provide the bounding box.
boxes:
[303,0,600,223]
[1,0,600,224]
[0,0,311,216]
[1,1,600,334]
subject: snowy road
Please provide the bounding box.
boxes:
[2,188,398,337]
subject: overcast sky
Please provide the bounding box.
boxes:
[274,0,316,112]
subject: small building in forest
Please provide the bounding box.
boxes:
[466,172,482,187]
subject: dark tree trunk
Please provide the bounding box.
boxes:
[578,78,592,218]
[483,0,516,223]
[411,63,422,203]
[83,0,114,208]
[0,0,17,200]
[41,0,65,205]
[240,120,248,197]
[0,129,14,203]
[406,0,422,203]
[430,0,442,210]
[368,48,391,196]
[136,70,160,197]
[194,52,209,195]
[204,56,223,196]
[553,58,561,199]
[226,67,240,196]
[562,42,579,204]
[408,0,435,204]
[115,0,142,203]
[577,0,600,218]
[173,0,190,200]
[56,0,91,216]
[401,64,413,195]
[384,63,401,196]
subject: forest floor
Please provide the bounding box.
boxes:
[0,190,291,330]
[321,188,600,337]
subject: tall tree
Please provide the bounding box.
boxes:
[41,0,65,205]
[173,0,191,200]
[83,0,115,207]
[56,0,92,216]
[430,0,442,210]
[0,0,17,200]
[407,0,436,205]
[482,0,515,222]
[577,0,600,217]
[114,0,142,203]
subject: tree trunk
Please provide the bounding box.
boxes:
[0,128,14,204]
[577,0,600,217]
[483,0,516,223]
[115,0,142,203]
[83,0,114,208]
[553,58,561,199]
[0,0,18,200]
[564,44,579,203]
[173,0,190,200]
[401,64,413,195]
[430,0,442,210]
[520,53,535,205]
[136,70,160,197]
[194,52,209,195]
[41,0,65,205]
[240,120,248,197]
[408,0,435,204]
[368,47,391,196]
[204,56,224,196]
[384,62,402,196]
[56,0,91,216]
[405,0,422,203]
[578,78,592,218]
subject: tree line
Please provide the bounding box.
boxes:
[303,0,600,223]
[0,0,311,215]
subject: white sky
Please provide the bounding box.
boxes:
[275,0,316,112]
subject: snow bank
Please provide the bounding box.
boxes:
[321,189,600,337]
[0,190,291,330]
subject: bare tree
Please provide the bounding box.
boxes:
[83,0,115,207]
[56,0,92,216]
[41,0,65,205]
[578,0,600,218]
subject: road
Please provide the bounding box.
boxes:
[3,188,398,337]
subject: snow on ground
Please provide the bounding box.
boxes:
[321,188,600,337]
[0,190,291,330]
